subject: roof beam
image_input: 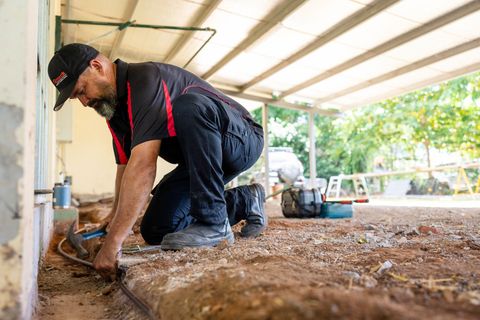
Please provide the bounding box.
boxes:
[346,60,480,109]
[164,0,222,63]
[316,36,480,104]
[279,0,480,99]
[218,88,339,116]
[201,0,307,80]
[109,0,140,60]
[238,0,399,92]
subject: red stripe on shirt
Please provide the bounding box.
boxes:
[162,80,176,137]
[107,120,128,164]
[127,81,134,138]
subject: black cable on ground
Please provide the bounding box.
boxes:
[57,237,159,320]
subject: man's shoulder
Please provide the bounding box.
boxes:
[127,62,159,81]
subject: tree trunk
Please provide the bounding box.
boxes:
[424,140,433,177]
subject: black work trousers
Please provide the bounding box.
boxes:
[140,93,263,244]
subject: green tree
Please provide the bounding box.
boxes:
[250,71,480,182]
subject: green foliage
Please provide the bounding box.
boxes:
[251,71,480,179]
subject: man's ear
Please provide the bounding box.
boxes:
[89,58,104,75]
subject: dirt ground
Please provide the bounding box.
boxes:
[36,199,480,320]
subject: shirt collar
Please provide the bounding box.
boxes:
[114,59,128,102]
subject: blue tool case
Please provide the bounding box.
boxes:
[320,202,353,219]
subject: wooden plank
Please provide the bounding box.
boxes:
[338,162,480,180]
[316,37,480,104]
[201,0,307,79]
[345,61,480,109]
[109,0,140,60]
[164,0,222,63]
[217,88,339,116]
[238,0,399,92]
[280,1,480,99]
[218,87,339,115]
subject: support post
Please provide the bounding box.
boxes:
[262,104,270,197]
[308,111,317,188]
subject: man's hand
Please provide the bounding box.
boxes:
[93,241,121,280]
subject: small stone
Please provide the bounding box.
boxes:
[385,232,395,239]
[378,241,392,248]
[218,258,228,264]
[365,232,376,242]
[364,224,377,231]
[216,240,230,250]
[102,284,115,296]
[360,275,378,288]
[331,304,339,313]
[251,300,261,308]
[398,237,408,244]
[376,260,393,274]
[357,237,368,244]
[343,271,361,282]
[443,290,454,303]
[273,298,284,306]
[418,226,439,235]
[201,305,211,313]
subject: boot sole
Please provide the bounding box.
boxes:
[160,233,234,250]
[240,224,266,238]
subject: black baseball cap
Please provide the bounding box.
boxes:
[48,43,99,111]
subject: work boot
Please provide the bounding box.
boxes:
[160,217,234,250]
[241,183,267,238]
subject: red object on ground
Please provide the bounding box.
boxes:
[418,226,439,234]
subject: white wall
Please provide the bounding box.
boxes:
[58,100,176,195]
[0,0,38,319]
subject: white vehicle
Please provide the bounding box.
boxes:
[251,147,304,185]
[269,147,304,184]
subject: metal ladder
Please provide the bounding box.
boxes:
[326,175,369,199]
[326,176,342,198]
[353,176,369,197]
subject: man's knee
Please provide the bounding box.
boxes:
[140,221,170,245]
[140,211,194,244]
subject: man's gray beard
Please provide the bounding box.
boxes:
[95,102,116,120]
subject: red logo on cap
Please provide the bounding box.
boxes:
[53,71,67,86]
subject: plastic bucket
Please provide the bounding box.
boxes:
[53,183,71,208]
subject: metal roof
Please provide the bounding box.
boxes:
[60,0,480,114]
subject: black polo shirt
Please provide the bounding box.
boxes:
[107,59,254,164]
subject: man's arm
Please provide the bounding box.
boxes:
[103,164,126,228]
[93,139,160,276]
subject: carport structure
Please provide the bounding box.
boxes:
[2,1,480,318]
[59,0,480,192]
